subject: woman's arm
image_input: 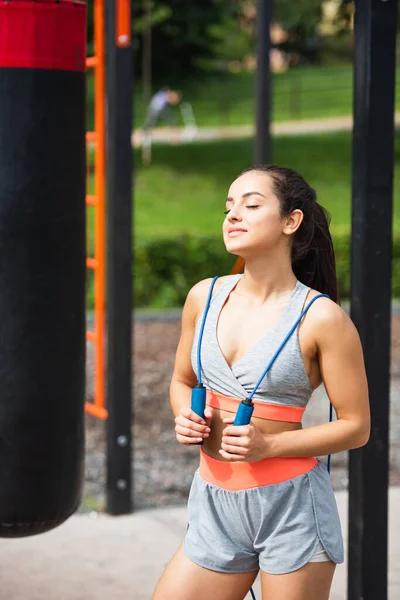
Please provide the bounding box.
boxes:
[170,279,209,416]
[170,279,215,444]
[220,298,370,461]
[268,299,370,457]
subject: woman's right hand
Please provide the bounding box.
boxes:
[175,407,212,445]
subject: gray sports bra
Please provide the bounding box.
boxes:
[191,274,315,409]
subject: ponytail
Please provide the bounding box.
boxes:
[292,203,339,303]
[241,165,340,303]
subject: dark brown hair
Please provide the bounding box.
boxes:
[241,165,339,303]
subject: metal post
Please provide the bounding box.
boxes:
[349,1,397,598]
[254,0,273,164]
[106,0,133,515]
[142,0,151,106]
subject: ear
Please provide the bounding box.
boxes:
[282,209,304,236]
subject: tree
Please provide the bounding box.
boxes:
[272,0,324,64]
[133,0,240,82]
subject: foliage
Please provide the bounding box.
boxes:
[274,0,323,36]
[131,232,400,308]
[86,0,337,80]
[133,0,241,81]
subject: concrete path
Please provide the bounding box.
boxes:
[131,113,400,147]
[0,488,399,600]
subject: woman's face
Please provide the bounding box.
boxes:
[223,171,287,258]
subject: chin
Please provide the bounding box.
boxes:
[225,241,249,257]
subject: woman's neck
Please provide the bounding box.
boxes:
[236,255,297,304]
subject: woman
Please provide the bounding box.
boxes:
[152,165,370,600]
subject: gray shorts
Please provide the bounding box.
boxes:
[183,459,344,575]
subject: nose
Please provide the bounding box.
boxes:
[227,206,242,222]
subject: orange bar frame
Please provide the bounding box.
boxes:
[85,0,107,420]
[116,0,131,47]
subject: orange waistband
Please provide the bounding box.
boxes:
[199,448,318,491]
[206,390,305,423]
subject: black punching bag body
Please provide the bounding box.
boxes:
[0,1,87,537]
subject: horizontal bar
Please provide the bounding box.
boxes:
[86,195,98,206]
[86,131,97,143]
[86,257,98,269]
[85,402,108,420]
[86,56,98,68]
[86,331,97,343]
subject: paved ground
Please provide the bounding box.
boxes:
[131,112,400,147]
[0,488,399,600]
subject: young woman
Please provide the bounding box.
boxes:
[152,165,370,600]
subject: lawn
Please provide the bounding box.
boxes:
[85,130,400,307]
[87,64,400,130]
[86,129,400,256]
[130,130,400,244]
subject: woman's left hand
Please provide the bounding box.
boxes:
[219,417,275,462]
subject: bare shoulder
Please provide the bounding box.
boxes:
[187,274,238,312]
[305,289,358,341]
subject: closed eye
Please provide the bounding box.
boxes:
[224,205,259,214]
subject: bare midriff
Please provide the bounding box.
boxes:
[203,406,302,461]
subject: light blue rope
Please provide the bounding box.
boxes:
[248,294,330,400]
[196,283,333,600]
[197,276,219,384]
[327,402,333,474]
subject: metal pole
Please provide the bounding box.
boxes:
[349,1,397,598]
[142,0,151,106]
[106,0,133,515]
[254,0,273,164]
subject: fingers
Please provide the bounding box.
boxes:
[220,442,247,454]
[222,435,248,446]
[223,425,251,437]
[175,422,210,439]
[180,407,207,425]
[219,449,245,461]
[176,414,210,435]
[204,407,213,425]
[177,434,204,445]
[175,408,211,446]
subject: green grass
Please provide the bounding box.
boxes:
[86,130,400,249]
[133,131,350,243]
[130,130,400,243]
[87,65,400,129]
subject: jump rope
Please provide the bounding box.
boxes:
[191,276,333,600]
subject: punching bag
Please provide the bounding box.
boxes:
[0,1,87,536]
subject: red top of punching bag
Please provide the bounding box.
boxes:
[0,0,86,72]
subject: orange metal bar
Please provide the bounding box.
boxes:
[86,131,97,144]
[86,195,98,206]
[93,0,106,413]
[231,257,245,274]
[85,402,108,420]
[86,257,98,269]
[116,0,131,47]
[86,56,98,69]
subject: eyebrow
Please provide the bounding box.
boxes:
[226,191,266,202]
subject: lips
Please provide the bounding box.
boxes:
[228,228,247,237]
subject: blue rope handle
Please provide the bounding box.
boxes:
[197,276,219,384]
